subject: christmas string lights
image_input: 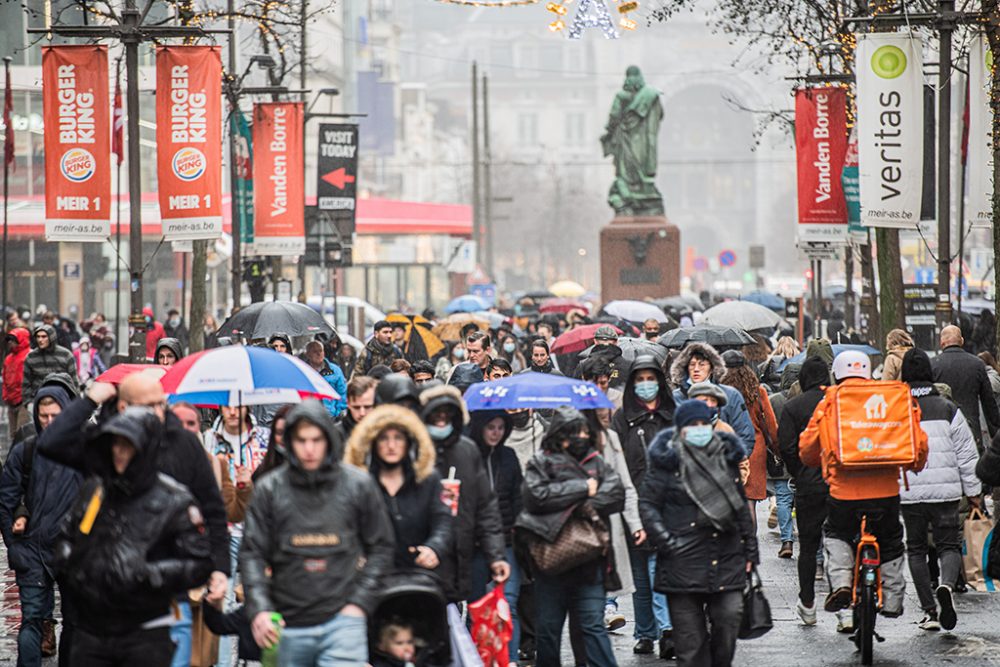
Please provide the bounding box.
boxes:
[566,0,618,39]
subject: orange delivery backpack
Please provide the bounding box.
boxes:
[817,380,922,468]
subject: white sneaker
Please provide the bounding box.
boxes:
[604,608,626,632]
[797,599,817,626]
[835,610,854,633]
[918,613,941,631]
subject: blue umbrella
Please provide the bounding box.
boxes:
[778,344,883,371]
[741,291,785,312]
[463,372,613,411]
[445,294,490,314]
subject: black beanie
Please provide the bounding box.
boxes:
[901,348,934,383]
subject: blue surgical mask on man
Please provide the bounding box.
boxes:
[427,423,454,440]
[634,380,660,402]
[683,424,714,447]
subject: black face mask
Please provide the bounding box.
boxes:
[510,411,531,429]
[375,454,404,472]
[566,436,592,460]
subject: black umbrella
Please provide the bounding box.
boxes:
[652,295,706,313]
[657,325,755,350]
[216,301,335,340]
[580,337,668,368]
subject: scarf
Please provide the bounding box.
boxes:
[676,434,745,531]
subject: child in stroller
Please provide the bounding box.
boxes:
[370,571,450,667]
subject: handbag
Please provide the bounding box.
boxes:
[738,568,773,640]
[757,401,785,478]
[528,504,610,576]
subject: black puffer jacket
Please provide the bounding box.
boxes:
[240,400,395,627]
[52,409,213,635]
[21,325,76,404]
[610,355,675,491]
[588,344,627,388]
[777,357,829,497]
[37,395,230,573]
[420,385,506,602]
[345,404,452,572]
[639,428,758,595]
[469,410,523,546]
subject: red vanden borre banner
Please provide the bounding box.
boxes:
[42,45,111,241]
[251,102,305,256]
[794,87,848,242]
[155,45,223,241]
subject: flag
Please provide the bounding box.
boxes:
[3,61,13,173]
[112,72,124,166]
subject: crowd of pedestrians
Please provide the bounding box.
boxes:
[0,304,998,667]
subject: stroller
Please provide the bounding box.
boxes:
[370,570,451,667]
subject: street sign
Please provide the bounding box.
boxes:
[903,284,936,326]
[693,257,709,272]
[749,245,765,269]
[469,283,496,305]
[316,123,359,234]
[797,241,842,261]
[446,240,476,274]
[719,250,737,267]
[63,262,81,280]
[784,298,800,318]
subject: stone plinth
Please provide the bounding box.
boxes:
[599,216,680,301]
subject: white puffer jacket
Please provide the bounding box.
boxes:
[900,383,981,503]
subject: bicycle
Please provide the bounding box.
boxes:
[851,513,883,665]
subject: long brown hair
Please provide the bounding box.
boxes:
[721,365,761,408]
[979,351,1000,375]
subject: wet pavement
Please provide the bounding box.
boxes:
[1,504,999,665]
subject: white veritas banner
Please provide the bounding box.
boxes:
[967,35,993,229]
[856,33,924,229]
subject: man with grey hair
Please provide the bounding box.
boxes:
[932,325,1000,451]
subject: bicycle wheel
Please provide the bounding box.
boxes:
[859,579,876,665]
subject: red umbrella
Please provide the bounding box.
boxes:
[550,324,622,355]
[96,363,169,385]
[539,298,587,315]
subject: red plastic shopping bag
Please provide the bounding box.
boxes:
[467,586,513,667]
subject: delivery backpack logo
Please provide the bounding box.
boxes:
[864,394,889,420]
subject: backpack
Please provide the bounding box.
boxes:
[817,380,922,468]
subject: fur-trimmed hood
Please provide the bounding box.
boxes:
[647,427,745,471]
[345,404,436,482]
[669,342,725,388]
[419,384,470,426]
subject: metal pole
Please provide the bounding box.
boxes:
[936,0,954,330]
[124,1,145,361]
[297,0,308,303]
[483,73,494,281]
[115,125,122,352]
[471,61,480,267]
[2,57,11,321]
[228,0,241,312]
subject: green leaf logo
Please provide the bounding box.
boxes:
[871,45,907,79]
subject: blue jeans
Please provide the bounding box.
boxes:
[279,612,368,666]
[169,600,192,667]
[771,480,795,542]
[629,550,671,640]
[470,547,521,659]
[534,571,617,667]
[216,533,241,667]
[17,582,54,667]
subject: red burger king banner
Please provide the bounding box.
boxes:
[42,45,111,241]
[155,46,223,241]
[251,102,305,256]
[794,87,848,242]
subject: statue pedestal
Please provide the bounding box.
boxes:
[599,216,680,301]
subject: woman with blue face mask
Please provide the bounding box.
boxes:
[639,400,759,667]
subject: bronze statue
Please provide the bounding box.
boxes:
[601,66,665,217]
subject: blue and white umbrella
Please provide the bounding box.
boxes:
[463,372,613,411]
[161,345,339,407]
[445,294,490,314]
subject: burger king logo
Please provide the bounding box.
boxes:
[172,147,206,182]
[60,148,95,183]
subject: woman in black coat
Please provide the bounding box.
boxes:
[515,406,625,667]
[639,400,759,667]
[468,409,524,662]
[346,404,452,576]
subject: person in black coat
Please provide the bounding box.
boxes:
[52,408,213,666]
[420,384,509,603]
[515,406,625,667]
[776,356,830,626]
[640,400,759,667]
[345,403,452,574]
[932,325,1000,451]
[610,354,675,654]
[468,409,523,661]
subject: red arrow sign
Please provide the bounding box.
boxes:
[321,167,356,190]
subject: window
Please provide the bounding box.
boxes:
[518,114,539,146]
[565,113,585,146]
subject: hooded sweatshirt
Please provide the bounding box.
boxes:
[154,337,183,365]
[3,328,30,405]
[610,355,675,490]
[468,410,523,544]
[22,325,77,405]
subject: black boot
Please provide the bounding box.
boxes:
[659,630,675,660]
[634,638,655,654]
